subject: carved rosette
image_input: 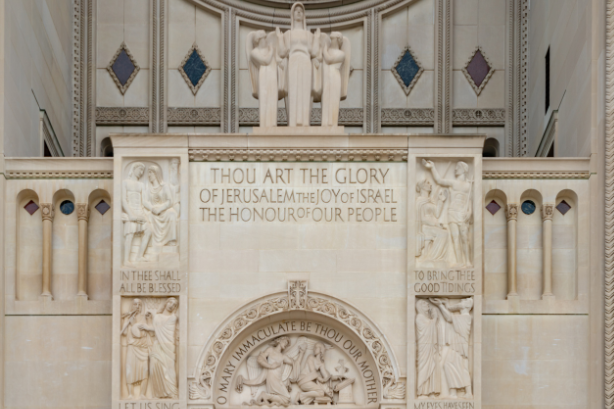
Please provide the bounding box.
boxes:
[506,203,518,221]
[191,284,403,402]
[40,203,54,221]
[542,204,554,221]
[76,203,90,221]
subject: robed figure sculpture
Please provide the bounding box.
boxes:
[245,2,351,130]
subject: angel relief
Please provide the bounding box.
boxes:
[246,2,351,129]
[234,336,356,406]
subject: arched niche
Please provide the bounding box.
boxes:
[553,189,578,300]
[483,189,507,300]
[482,138,500,157]
[517,189,544,300]
[51,189,78,300]
[16,189,42,301]
[190,287,404,406]
[87,189,112,300]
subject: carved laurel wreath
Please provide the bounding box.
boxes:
[189,290,405,401]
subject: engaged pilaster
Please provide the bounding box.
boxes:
[506,203,518,298]
[40,203,54,299]
[542,204,555,299]
[76,203,89,299]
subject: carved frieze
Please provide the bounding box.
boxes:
[122,159,180,266]
[96,107,150,125]
[120,297,179,400]
[167,107,222,125]
[189,148,407,162]
[238,108,363,126]
[381,109,435,126]
[415,297,473,400]
[452,108,505,126]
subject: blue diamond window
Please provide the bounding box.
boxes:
[107,43,140,94]
[179,44,211,95]
[392,47,423,95]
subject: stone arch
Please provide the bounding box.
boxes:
[190,282,404,404]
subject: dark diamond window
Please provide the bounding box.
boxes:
[486,200,501,215]
[183,49,207,87]
[107,43,140,94]
[521,200,536,215]
[395,50,420,87]
[463,47,494,95]
[60,200,74,215]
[556,200,571,215]
[24,200,39,215]
[95,200,111,216]
[111,49,135,86]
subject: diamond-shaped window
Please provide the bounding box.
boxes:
[179,44,211,95]
[392,47,423,96]
[107,42,140,95]
[486,200,501,215]
[24,200,39,215]
[95,200,111,216]
[463,46,494,95]
[556,200,571,215]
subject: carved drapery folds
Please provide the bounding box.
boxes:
[121,159,181,266]
[415,297,473,400]
[120,297,179,400]
[416,159,474,268]
[191,281,405,403]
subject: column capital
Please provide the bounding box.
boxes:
[76,203,90,221]
[41,203,54,221]
[506,203,518,221]
[541,203,554,221]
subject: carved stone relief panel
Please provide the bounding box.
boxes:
[121,159,181,267]
[416,158,474,269]
[120,297,179,400]
[415,297,473,401]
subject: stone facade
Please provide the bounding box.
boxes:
[0,1,609,409]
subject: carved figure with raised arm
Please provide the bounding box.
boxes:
[122,162,151,264]
[235,336,301,406]
[121,299,153,399]
[141,164,178,251]
[139,297,179,399]
[320,32,351,127]
[296,342,340,404]
[276,2,322,127]
[422,160,473,267]
[416,179,449,262]
[247,30,280,127]
[415,299,441,399]
[430,298,473,399]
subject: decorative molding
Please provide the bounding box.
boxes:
[151,0,158,131]
[444,0,452,133]
[40,204,55,222]
[76,203,90,221]
[222,10,230,133]
[381,108,434,126]
[506,203,518,222]
[191,283,402,402]
[178,43,212,95]
[462,46,495,96]
[106,42,140,95]
[230,9,237,132]
[72,0,82,156]
[373,10,380,132]
[160,0,167,133]
[238,108,363,126]
[483,171,590,180]
[541,204,554,221]
[391,46,424,96]
[452,108,506,126]
[519,0,529,156]
[606,0,614,405]
[366,10,373,132]
[95,107,150,125]
[434,0,452,133]
[87,0,95,157]
[168,107,222,125]
[6,171,113,179]
[189,148,408,162]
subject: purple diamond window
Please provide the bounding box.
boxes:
[24,200,39,215]
[95,200,111,216]
[486,200,501,215]
[463,47,494,95]
[107,43,140,94]
[556,200,571,215]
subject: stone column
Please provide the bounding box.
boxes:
[542,204,555,299]
[506,203,518,298]
[76,203,89,299]
[40,203,54,299]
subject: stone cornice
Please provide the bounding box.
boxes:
[189,148,408,162]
